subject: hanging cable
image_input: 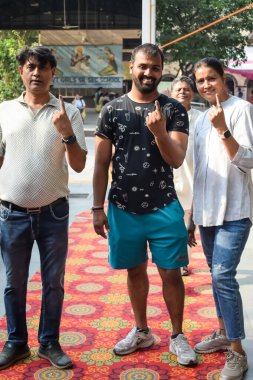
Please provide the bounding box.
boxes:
[160,3,253,49]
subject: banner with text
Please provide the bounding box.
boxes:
[49,45,123,89]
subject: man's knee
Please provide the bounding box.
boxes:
[127,262,148,279]
[158,267,182,285]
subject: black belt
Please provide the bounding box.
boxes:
[0,197,67,214]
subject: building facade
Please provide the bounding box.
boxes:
[1,1,253,105]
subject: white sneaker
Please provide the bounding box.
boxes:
[170,334,197,366]
[194,330,230,353]
[220,350,248,380]
[113,327,155,356]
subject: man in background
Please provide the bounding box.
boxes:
[171,76,202,276]
[72,93,86,122]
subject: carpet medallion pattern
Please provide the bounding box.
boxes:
[0,211,227,379]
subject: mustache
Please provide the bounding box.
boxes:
[141,76,156,81]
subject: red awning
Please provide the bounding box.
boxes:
[226,67,253,80]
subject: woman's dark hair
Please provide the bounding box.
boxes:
[130,43,164,68]
[16,46,57,68]
[193,57,224,78]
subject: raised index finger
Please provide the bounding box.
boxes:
[216,93,221,108]
[59,95,66,113]
[155,100,161,113]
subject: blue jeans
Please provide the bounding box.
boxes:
[199,218,251,341]
[0,198,69,345]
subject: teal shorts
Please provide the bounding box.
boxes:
[107,200,188,270]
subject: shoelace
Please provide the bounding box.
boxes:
[123,329,145,344]
[225,351,242,368]
[174,336,191,351]
[121,329,147,345]
[203,331,220,342]
[123,329,137,343]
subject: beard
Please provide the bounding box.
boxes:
[132,75,161,94]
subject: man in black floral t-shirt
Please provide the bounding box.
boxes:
[92,43,197,366]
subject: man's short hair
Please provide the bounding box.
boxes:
[171,76,194,91]
[16,46,57,68]
[130,43,164,68]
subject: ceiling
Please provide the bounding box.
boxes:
[0,0,142,30]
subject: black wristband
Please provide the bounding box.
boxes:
[91,206,104,212]
[61,135,77,145]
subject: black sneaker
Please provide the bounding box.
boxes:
[38,341,73,369]
[0,341,31,370]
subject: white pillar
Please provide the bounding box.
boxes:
[142,0,156,44]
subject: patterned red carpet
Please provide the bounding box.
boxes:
[0,211,226,379]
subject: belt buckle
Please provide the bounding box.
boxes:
[26,207,41,214]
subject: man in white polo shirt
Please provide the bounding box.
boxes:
[171,76,202,276]
[0,46,87,370]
